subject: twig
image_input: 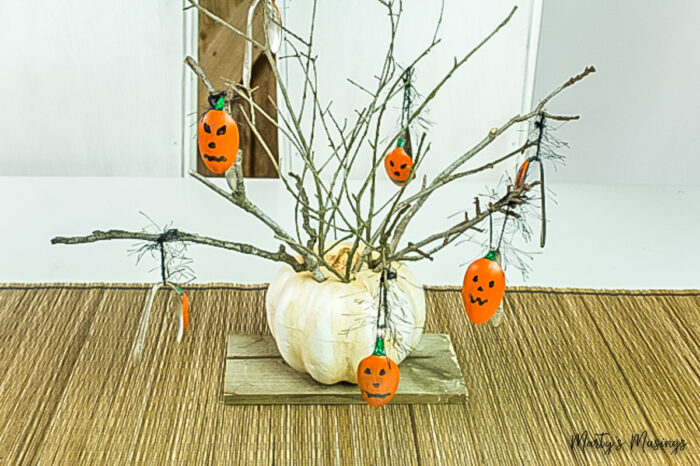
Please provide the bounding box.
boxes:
[184,56,215,94]
[224,151,245,196]
[542,112,580,121]
[390,183,536,262]
[407,243,434,261]
[539,160,547,247]
[357,6,519,208]
[188,171,326,281]
[389,66,596,252]
[52,3,594,293]
[289,172,318,249]
[52,229,305,272]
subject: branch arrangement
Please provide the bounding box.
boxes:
[52,1,595,284]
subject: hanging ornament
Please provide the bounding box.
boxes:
[264,0,283,54]
[400,67,414,156]
[461,249,506,324]
[166,282,190,342]
[357,267,401,407]
[384,138,414,186]
[357,337,400,408]
[382,66,426,186]
[514,156,536,189]
[532,112,548,247]
[131,227,193,361]
[133,282,191,360]
[515,112,548,247]
[538,156,547,248]
[181,291,190,338]
[198,92,240,174]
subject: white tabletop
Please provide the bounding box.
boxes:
[3,176,698,289]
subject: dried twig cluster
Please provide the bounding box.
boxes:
[52,1,595,284]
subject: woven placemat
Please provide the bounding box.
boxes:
[0,284,697,464]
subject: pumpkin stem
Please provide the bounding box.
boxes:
[485,249,498,261]
[214,96,226,110]
[372,338,386,356]
[396,138,405,148]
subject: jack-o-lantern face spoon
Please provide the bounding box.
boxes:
[461,249,506,324]
[197,92,240,174]
[357,338,400,408]
[384,138,414,186]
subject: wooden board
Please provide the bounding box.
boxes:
[224,334,468,405]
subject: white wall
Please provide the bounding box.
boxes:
[282,0,543,182]
[0,0,185,177]
[533,0,700,186]
[4,177,699,289]
[0,0,541,180]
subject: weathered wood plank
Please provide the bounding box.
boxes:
[227,334,279,357]
[227,333,458,359]
[224,333,468,405]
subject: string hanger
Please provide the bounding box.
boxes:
[400,66,415,156]
[534,111,547,247]
[156,229,180,284]
[534,111,545,161]
[484,200,507,253]
[512,111,549,249]
[377,267,397,341]
[497,209,509,252]
[130,222,192,361]
[207,91,227,110]
[400,66,414,129]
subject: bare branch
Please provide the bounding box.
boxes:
[52,229,305,272]
[188,170,326,281]
[393,139,537,212]
[224,150,246,196]
[347,78,377,97]
[536,66,596,112]
[289,172,318,249]
[357,6,519,208]
[390,66,596,252]
[390,183,537,262]
[55,3,594,288]
[184,56,215,94]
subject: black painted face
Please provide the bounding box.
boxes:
[468,274,495,306]
[361,366,390,398]
[365,392,391,398]
[384,147,414,186]
[357,354,401,407]
[198,109,239,174]
[462,256,506,325]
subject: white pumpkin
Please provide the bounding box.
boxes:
[265,247,426,384]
